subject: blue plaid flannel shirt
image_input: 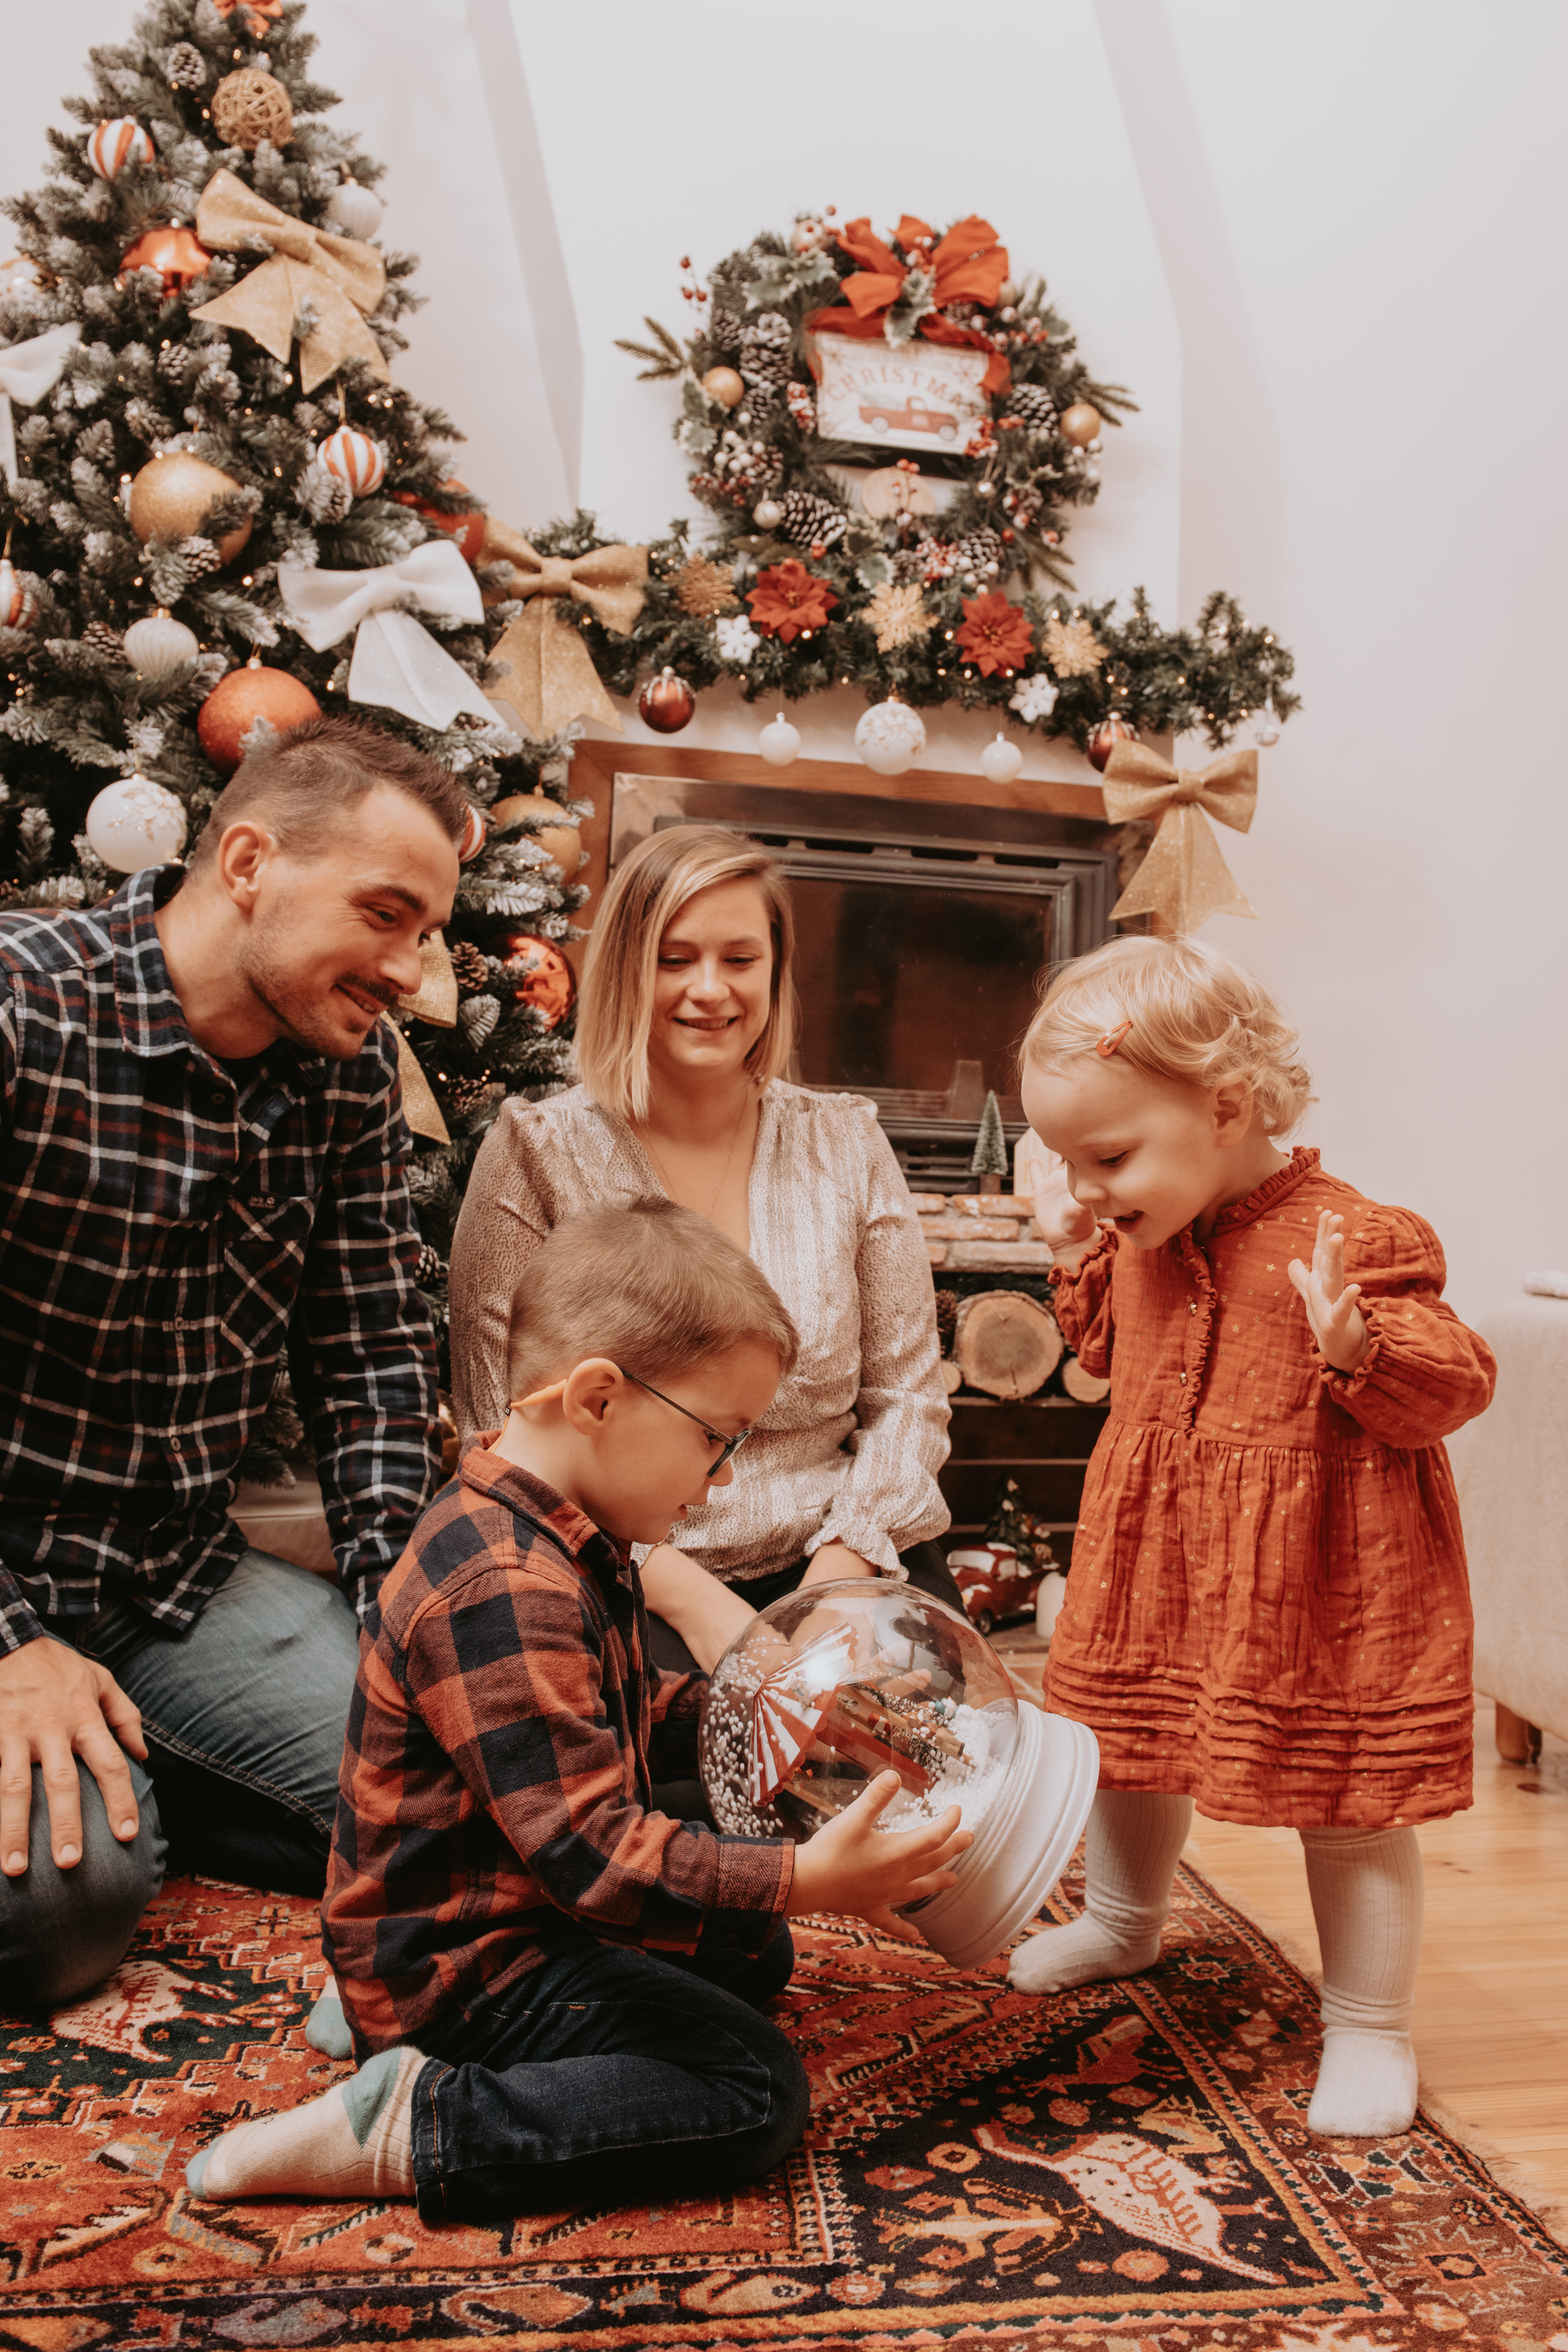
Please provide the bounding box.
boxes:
[0,865,440,1650]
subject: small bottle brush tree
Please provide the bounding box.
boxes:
[970,1088,1009,1195]
[0,0,595,1402]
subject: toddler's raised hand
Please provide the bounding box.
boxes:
[1027,1147,1102,1260]
[1288,1210,1370,1374]
[786,1771,971,1925]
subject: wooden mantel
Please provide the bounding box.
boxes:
[566,738,1110,952]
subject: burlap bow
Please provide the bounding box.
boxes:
[1102,738,1259,936]
[388,928,460,1146]
[190,169,388,394]
[0,323,80,486]
[276,541,495,731]
[388,1024,450,1146]
[484,529,647,740]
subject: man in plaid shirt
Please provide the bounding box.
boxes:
[0,716,463,2007]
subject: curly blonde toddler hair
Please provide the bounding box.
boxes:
[1021,935,1313,1138]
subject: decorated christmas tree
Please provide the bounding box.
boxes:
[0,0,607,1380]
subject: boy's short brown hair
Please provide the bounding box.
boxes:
[506,1197,800,1404]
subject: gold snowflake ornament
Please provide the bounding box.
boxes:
[865,582,936,654]
[1043,613,1108,679]
[674,557,738,618]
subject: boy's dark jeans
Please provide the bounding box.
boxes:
[405,1923,807,2223]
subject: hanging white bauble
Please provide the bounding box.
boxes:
[0,255,42,301]
[979,732,1024,784]
[1253,699,1282,747]
[323,178,384,240]
[124,608,199,677]
[85,774,189,872]
[752,495,784,530]
[318,425,386,495]
[855,698,926,777]
[758,712,801,767]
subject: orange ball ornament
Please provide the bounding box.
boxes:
[197,658,323,773]
[118,226,214,296]
[1087,714,1136,773]
[392,480,486,567]
[637,666,696,734]
[496,931,576,1031]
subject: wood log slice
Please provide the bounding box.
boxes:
[952,1289,1063,1400]
[940,1360,964,1395]
[1061,1353,1112,1405]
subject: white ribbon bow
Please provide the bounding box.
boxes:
[0,324,81,487]
[275,539,495,731]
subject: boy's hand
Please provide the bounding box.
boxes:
[1288,1209,1371,1374]
[786,1771,972,1923]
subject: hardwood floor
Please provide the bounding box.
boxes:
[994,1630,1568,2239]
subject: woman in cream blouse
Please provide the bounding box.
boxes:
[449,822,955,1674]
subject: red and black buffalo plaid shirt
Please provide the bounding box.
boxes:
[322,1444,794,2050]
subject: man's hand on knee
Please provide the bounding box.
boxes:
[0,1641,148,1875]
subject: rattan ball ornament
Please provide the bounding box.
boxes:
[318,426,385,497]
[323,178,383,240]
[129,452,250,563]
[124,608,199,677]
[89,119,155,179]
[980,731,1024,784]
[855,697,926,777]
[211,68,293,152]
[85,773,189,872]
[0,559,38,632]
[488,791,582,876]
[197,658,322,773]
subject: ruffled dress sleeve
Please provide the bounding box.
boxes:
[1317,1205,1496,1445]
[1049,1226,1119,1376]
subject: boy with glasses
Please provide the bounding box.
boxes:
[187,1197,969,2219]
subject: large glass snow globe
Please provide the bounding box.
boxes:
[699,1582,1099,1969]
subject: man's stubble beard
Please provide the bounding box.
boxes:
[238,920,396,1061]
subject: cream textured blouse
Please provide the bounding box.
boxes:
[448,1080,951,1583]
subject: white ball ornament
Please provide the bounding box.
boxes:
[85,774,189,873]
[0,255,43,301]
[323,178,384,240]
[124,608,199,677]
[752,496,784,530]
[89,119,155,180]
[1253,699,1282,746]
[855,697,926,777]
[758,712,801,767]
[318,425,386,496]
[980,732,1024,785]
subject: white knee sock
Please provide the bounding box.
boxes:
[1009,1789,1193,1993]
[1301,1824,1423,2137]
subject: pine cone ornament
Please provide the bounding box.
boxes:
[777,489,846,550]
[951,528,1006,581]
[448,938,490,990]
[415,1242,444,1287]
[748,310,792,352]
[707,307,745,356]
[177,536,223,577]
[82,621,126,662]
[443,1075,492,1120]
[1004,384,1058,430]
[165,42,208,88]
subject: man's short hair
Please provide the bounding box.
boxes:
[188,713,469,871]
[506,1198,800,1406]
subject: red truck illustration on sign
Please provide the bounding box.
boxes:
[857,391,960,443]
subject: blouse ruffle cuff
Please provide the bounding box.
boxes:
[1046,1226,1116,1288]
[1314,1297,1388,1400]
[810,1523,908,1580]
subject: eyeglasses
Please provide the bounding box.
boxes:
[510,1366,753,1475]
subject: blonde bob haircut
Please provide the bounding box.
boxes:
[575,825,798,1123]
[1021,934,1313,1138]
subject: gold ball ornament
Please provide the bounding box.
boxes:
[637,667,696,734]
[701,366,746,410]
[129,452,251,563]
[210,68,294,152]
[0,560,38,631]
[197,658,322,773]
[488,791,582,877]
[1059,401,1102,449]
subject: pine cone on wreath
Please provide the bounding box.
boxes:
[165,41,208,87]
[951,527,1006,581]
[777,489,846,549]
[82,621,127,661]
[448,938,490,991]
[1004,384,1058,431]
[177,536,223,577]
[707,307,745,356]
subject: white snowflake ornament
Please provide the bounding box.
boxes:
[1010,673,1059,725]
[715,615,760,666]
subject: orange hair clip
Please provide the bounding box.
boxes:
[1095,1019,1133,1058]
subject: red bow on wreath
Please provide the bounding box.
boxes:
[804,214,1013,396]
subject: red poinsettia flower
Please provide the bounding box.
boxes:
[954,590,1034,677]
[747,560,839,645]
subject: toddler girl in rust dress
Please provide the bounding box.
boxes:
[1010,934,1494,2138]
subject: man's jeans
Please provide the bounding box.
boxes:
[0,1550,360,2009]
[406,1925,809,2224]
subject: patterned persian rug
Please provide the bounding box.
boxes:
[0,1860,1563,2350]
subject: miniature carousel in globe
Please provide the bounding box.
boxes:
[700,1581,1098,1970]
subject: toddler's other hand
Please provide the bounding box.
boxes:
[1288,1210,1371,1374]
[786,1772,971,1924]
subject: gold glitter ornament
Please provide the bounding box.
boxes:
[210,68,293,152]
[673,557,737,618]
[865,581,936,654]
[1042,612,1107,679]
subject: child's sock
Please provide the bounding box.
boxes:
[1301,1824,1423,2136]
[186,2044,424,2202]
[1009,1788,1193,1993]
[304,1977,354,2060]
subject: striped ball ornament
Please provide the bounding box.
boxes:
[318,426,385,497]
[89,119,155,179]
[0,560,37,632]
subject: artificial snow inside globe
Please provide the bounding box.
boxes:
[700,1582,1099,1970]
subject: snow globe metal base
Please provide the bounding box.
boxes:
[698,1580,1099,1970]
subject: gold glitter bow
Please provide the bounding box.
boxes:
[388,931,459,1145]
[483,527,647,739]
[190,169,389,394]
[1101,738,1258,936]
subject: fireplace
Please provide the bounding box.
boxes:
[607,768,1121,1190]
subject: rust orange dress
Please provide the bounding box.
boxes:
[1045,1148,1496,1828]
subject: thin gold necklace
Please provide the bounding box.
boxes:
[639,1091,752,1223]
